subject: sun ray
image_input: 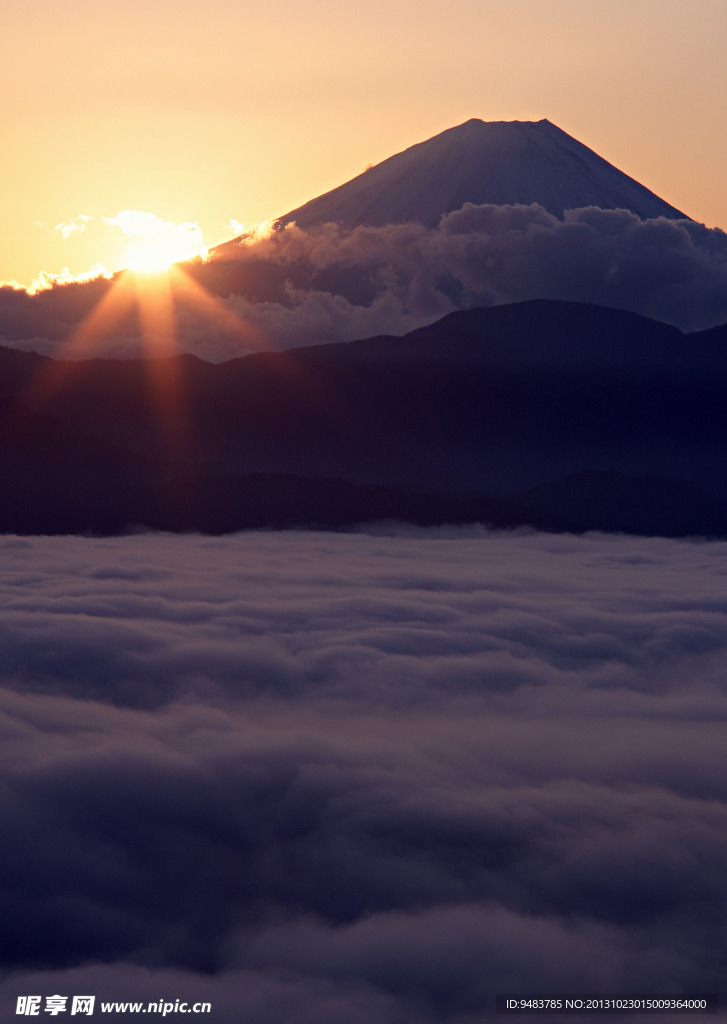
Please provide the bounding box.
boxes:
[59,271,137,360]
[133,268,178,362]
[21,271,136,410]
[19,254,300,478]
[132,268,188,458]
[170,266,269,353]
[170,265,351,425]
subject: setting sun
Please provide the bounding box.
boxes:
[126,238,184,274]
[104,210,208,275]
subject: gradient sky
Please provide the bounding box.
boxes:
[3,0,726,287]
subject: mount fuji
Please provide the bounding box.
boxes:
[276,118,688,230]
[192,118,725,348]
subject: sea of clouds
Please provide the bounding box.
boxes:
[1,526,726,1021]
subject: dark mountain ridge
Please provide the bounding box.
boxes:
[1,299,726,536]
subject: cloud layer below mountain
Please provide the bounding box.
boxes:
[3,204,727,361]
[218,205,727,352]
[1,527,726,1021]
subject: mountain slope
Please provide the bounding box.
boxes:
[276,119,688,229]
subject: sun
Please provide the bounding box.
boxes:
[126,238,182,274]
[108,210,208,275]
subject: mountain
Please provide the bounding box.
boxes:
[276,118,688,230]
[2,299,727,537]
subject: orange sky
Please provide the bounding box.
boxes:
[3,0,726,288]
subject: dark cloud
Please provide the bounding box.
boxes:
[191,209,727,358]
[3,206,727,361]
[1,529,727,1020]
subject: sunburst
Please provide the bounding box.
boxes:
[21,254,266,463]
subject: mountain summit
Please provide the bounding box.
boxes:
[279,118,688,229]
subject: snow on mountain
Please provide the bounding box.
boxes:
[278,118,688,229]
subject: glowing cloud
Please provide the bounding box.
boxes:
[224,218,247,236]
[27,263,113,295]
[54,214,92,240]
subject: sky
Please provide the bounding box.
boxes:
[2,526,727,1020]
[3,0,727,288]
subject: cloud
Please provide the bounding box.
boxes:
[1,528,727,1019]
[224,218,247,236]
[54,215,92,240]
[27,263,113,295]
[213,206,727,349]
[130,207,727,358]
[4,204,727,360]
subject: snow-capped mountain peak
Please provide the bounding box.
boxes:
[278,118,687,229]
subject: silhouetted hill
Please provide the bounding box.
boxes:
[0,397,157,486]
[1,299,727,536]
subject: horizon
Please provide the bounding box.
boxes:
[3,0,727,288]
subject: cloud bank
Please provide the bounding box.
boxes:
[3,204,727,360]
[215,206,727,351]
[1,528,726,1020]
[185,205,727,359]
